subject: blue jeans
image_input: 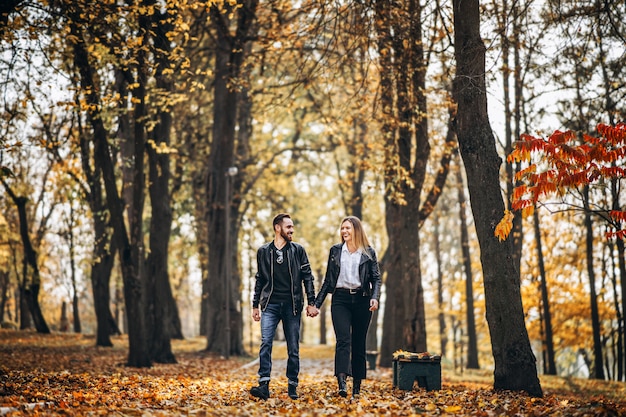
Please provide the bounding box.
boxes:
[258,302,302,386]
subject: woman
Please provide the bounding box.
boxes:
[314,216,382,397]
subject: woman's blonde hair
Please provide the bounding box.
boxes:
[340,216,371,254]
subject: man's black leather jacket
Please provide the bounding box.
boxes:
[314,243,382,309]
[252,241,316,315]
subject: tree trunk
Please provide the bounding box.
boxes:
[89,207,119,346]
[205,0,257,356]
[198,209,209,338]
[144,1,182,364]
[204,5,236,355]
[452,0,542,396]
[85,157,120,345]
[338,120,367,220]
[67,212,82,334]
[60,301,69,332]
[0,270,9,324]
[604,22,625,380]
[498,0,524,274]
[612,187,626,381]
[76,63,123,347]
[433,212,447,358]
[23,284,48,333]
[583,186,605,379]
[18,286,31,329]
[0,185,50,334]
[91,261,117,345]
[456,158,479,369]
[376,0,429,367]
[67,10,150,366]
[72,292,81,333]
[533,208,556,375]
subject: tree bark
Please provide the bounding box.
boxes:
[0,183,49,334]
[80,131,120,345]
[533,208,556,375]
[376,0,429,367]
[433,212,447,358]
[612,182,626,381]
[67,7,150,366]
[68,220,82,334]
[144,0,181,364]
[456,158,479,369]
[88,186,120,345]
[0,270,9,324]
[497,0,524,274]
[583,186,605,379]
[204,0,257,356]
[75,62,124,347]
[452,0,542,396]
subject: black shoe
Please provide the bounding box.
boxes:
[337,375,347,397]
[288,384,298,400]
[352,379,361,397]
[250,381,270,400]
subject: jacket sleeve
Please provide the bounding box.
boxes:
[252,247,265,309]
[299,247,316,306]
[314,249,334,309]
[368,247,382,301]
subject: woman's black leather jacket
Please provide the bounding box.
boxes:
[314,243,382,309]
[252,241,316,315]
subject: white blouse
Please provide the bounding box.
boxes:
[336,243,362,289]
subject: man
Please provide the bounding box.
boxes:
[250,213,318,400]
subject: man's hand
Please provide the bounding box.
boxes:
[252,308,261,322]
[369,299,379,311]
[306,305,319,317]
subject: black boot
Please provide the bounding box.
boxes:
[337,374,347,397]
[352,379,361,397]
[250,381,270,400]
[288,384,298,400]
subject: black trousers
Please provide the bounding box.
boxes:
[331,290,373,380]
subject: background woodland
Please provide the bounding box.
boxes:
[1,0,625,396]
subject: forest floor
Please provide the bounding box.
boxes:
[0,330,625,416]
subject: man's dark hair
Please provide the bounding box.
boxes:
[273,213,291,229]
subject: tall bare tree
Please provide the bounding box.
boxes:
[452,0,542,396]
[204,0,259,356]
[455,157,479,369]
[143,0,183,364]
[1,180,50,333]
[533,207,556,375]
[374,0,454,367]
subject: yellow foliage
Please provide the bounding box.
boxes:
[494,209,514,241]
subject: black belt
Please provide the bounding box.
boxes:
[335,287,363,295]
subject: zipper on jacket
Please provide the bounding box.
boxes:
[288,246,296,315]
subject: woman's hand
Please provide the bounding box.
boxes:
[306,305,319,317]
[369,299,379,311]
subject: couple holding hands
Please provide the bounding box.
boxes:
[249,213,382,400]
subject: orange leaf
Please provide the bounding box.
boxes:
[606,229,626,240]
[521,205,535,218]
[495,210,514,241]
[609,211,626,222]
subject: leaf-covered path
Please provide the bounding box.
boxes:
[1,330,625,416]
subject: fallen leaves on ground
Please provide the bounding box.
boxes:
[1,330,625,416]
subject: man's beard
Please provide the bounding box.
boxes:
[280,228,293,241]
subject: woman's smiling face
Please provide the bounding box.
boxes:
[341,220,353,243]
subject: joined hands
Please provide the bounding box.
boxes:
[306,305,319,317]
